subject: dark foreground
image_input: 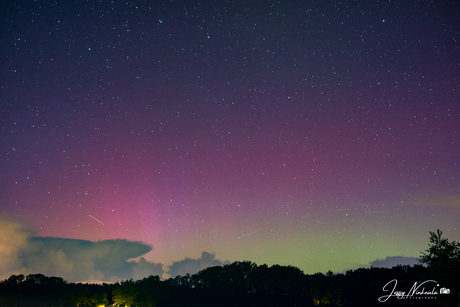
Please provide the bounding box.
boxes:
[0,262,458,307]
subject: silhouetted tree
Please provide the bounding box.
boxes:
[112,279,139,307]
[419,229,460,270]
[5,274,25,285]
[1,249,451,307]
[90,291,109,306]
[68,284,92,307]
[251,264,308,306]
[220,261,256,300]
[309,272,343,307]
[163,273,196,306]
[134,275,170,307]
[419,229,460,306]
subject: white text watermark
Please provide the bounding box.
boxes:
[378,279,450,302]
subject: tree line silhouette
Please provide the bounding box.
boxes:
[0,230,458,307]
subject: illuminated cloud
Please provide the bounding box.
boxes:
[132,257,164,281]
[0,219,163,282]
[167,251,230,277]
[369,256,419,268]
[0,219,33,277]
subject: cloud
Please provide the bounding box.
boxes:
[167,251,230,277]
[0,219,34,277]
[132,257,164,281]
[1,219,228,282]
[369,256,420,268]
[0,219,163,283]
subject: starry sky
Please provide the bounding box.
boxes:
[1,0,459,282]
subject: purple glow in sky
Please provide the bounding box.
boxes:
[1,1,459,282]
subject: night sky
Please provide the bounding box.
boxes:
[1,1,459,282]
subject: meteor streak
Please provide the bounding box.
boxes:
[89,214,105,225]
[248,228,261,237]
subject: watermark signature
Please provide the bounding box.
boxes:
[378,279,450,302]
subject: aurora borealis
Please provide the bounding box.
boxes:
[1,1,459,282]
